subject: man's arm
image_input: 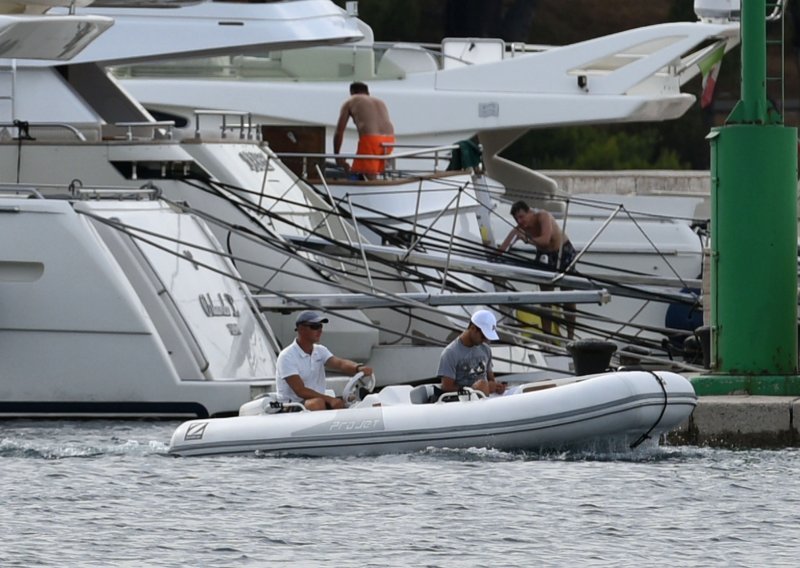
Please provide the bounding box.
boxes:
[285,374,336,403]
[440,376,459,392]
[326,355,373,377]
[485,367,506,394]
[498,226,522,252]
[333,102,351,169]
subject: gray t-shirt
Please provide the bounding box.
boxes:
[437,337,492,387]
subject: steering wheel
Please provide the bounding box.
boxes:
[341,371,376,407]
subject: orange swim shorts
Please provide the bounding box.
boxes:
[352,134,395,175]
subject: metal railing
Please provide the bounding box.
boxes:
[114,120,175,141]
[274,142,461,178]
[0,122,87,142]
[194,109,257,140]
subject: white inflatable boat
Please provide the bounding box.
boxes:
[168,370,697,457]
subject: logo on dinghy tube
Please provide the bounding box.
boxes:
[184,422,208,441]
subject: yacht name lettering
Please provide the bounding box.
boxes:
[199,293,241,318]
[328,419,381,432]
[239,151,268,172]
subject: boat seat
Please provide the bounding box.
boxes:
[409,384,437,404]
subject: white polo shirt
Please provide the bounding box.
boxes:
[276,340,333,403]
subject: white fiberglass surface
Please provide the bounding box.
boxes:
[98,201,277,380]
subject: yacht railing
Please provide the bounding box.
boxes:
[68,180,162,201]
[0,185,45,199]
[0,181,163,201]
[114,120,175,141]
[274,142,460,178]
[0,121,87,142]
[194,109,257,140]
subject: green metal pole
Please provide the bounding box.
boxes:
[739,0,768,123]
[692,0,800,396]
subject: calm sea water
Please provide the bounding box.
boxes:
[1,420,798,567]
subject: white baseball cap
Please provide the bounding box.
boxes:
[470,309,499,341]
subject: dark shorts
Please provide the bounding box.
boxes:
[538,240,577,272]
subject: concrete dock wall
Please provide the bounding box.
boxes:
[668,396,800,448]
[541,169,711,198]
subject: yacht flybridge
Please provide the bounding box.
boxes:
[47,0,363,66]
[111,0,741,170]
[0,0,111,61]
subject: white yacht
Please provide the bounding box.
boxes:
[0,0,367,417]
[104,1,741,352]
[0,185,281,417]
[1,0,570,397]
[0,0,372,357]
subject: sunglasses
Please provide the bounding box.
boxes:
[303,323,324,330]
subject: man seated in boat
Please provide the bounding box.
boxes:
[276,310,373,411]
[333,81,395,180]
[497,200,577,340]
[437,310,506,397]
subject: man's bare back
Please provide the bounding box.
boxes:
[339,95,394,137]
[333,82,396,178]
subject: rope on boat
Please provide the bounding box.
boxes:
[629,370,669,449]
[78,174,706,370]
[177,177,705,363]
[78,202,564,373]
[185,182,659,353]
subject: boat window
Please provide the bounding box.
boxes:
[110,161,210,181]
[148,109,189,129]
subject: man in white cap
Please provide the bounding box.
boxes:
[276,310,373,411]
[437,309,506,396]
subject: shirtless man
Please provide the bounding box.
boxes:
[333,81,395,179]
[498,200,577,340]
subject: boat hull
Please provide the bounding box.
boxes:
[169,370,697,457]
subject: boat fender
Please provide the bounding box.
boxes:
[239,394,277,416]
[629,371,669,449]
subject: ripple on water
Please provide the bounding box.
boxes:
[2,422,800,566]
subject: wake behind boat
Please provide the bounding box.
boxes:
[168,369,697,457]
